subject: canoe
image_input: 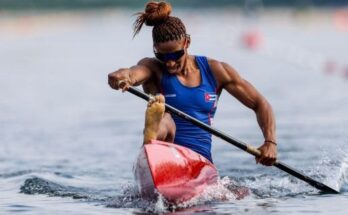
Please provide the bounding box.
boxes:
[134,140,219,203]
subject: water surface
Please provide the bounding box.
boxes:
[0,9,347,214]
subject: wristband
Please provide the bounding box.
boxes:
[265,140,277,145]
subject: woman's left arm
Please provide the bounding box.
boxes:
[209,59,277,166]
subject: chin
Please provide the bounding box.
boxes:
[167,69,178,74]
[167,66,182,75]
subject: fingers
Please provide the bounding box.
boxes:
[108,78,130,92]
[259,157,276,166]
[255,148,276,166]
[118,80,131,92]
[107,69,132,91]
[255,142,277,166]
[147,95,156,107]
[256,154,276,166]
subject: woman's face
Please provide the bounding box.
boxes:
[153,37,189,75]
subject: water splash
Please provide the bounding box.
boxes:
[337,151,348,191]
[173,177,245,209]
[237,173,315,198]
[105,182,167,213]
[106,177,249,213]
[231,147,348,197]
[311,146,348,192]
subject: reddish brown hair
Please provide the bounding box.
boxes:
[133,1,187,43]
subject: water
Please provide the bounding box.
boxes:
[1,8,348,214]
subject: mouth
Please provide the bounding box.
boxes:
[167,68,177,73]
[166,65,180,73]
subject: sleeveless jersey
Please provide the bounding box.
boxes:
[160,56,219,162]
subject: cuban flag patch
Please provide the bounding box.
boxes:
[204,92,217,102]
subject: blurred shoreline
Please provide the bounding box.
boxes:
[0,0,347,11]
[0,8,346,28]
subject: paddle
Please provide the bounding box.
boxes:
[126,86,339,194]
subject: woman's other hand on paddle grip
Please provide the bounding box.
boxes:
[256,141,277,166]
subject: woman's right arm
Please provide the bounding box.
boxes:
[108,58,154,91]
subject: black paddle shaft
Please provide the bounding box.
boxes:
[127,86,339,194]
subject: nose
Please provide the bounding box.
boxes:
[165,60,176,68]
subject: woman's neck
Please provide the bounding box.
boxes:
[180,55,198,77]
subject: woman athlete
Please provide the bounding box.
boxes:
[108,1,277,166]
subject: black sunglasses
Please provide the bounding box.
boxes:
[154,49,185,62]
[153,34,190,62]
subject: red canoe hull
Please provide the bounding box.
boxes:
[134,140,219,203]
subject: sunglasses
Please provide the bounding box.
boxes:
[154,49,185,62]
[153,35,190,62]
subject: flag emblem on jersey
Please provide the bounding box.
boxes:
[204,93,217,102]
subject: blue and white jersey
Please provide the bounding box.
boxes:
[160,56,219,162]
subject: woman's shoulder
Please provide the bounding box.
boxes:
[205,57,238,74]
[138,57,160,67]
[193,56,222,72]
[206,57,220,65]
[204,57,225,74]
[138,57,163,73]
[204,57,240,88]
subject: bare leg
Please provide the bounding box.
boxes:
[157,113,176,143]
[143,95,176,144]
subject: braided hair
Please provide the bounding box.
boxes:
[133,1,187,43]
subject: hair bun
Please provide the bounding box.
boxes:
[143,1,172,26]
[133,1,172,37]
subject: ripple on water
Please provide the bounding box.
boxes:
[7,204,34,213]
[0,170,74,179]
[20,176,92,200]
[0,170,34,179]
[12,165,346,215]
[18,155,345,213]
